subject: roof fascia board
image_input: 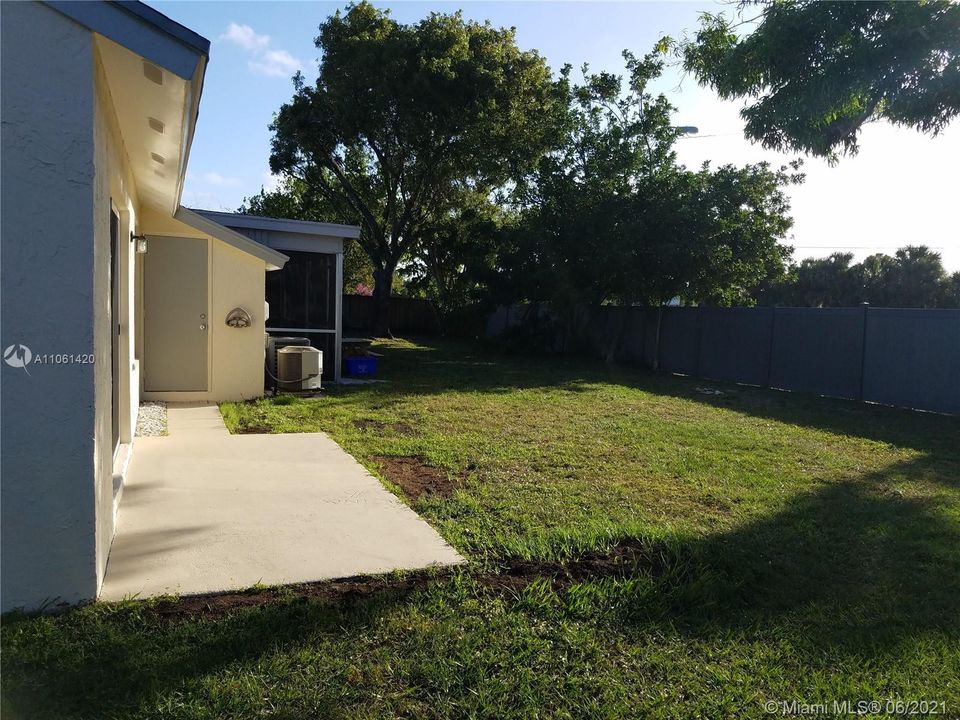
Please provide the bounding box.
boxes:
[172,54,206,215]
[114,1,209,55]
[44,1,207,80]
[175,207,289,270]
[193,209,362,240]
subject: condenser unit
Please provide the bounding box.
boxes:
[277,346,323,390]
[266,335,310,389]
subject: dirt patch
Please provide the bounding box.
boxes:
[235,423,273,434]
[354,419,416,436]
[148,573,436,623]
[145,540,671,622]
[483,539,670,592]
[373,455,459,499]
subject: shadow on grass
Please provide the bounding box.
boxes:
[363,339,959,455]
[618,455,960,647]
[2,458,957,717]
[0,585,416,719]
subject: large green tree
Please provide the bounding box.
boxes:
[399,187,507,332]
[269,2,562,334]
[501,52,799,314]
[680,1,960,161]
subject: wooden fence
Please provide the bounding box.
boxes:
[342,294,441,335]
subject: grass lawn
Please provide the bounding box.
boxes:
[3,338,959,719]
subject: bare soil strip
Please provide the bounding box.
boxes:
[147,540,667,622]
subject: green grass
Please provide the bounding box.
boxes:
[4,338,959,719]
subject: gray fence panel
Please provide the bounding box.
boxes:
[640,309,660,368]
[769,307,864,400]
[618,308,649,363]
[862,308,960,415]
[658,308,699,375]
[697,307,773,386]
[484,303,958,415]
[486,305,512,337]
[588,306,635,360]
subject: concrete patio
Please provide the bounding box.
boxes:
[100,404,463,601]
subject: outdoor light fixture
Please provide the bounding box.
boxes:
[131,234,148,254]
[225,307,253,328]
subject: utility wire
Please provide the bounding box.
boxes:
[790,245,946,250]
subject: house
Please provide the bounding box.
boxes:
[0,1,356,611]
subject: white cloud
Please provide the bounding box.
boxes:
[219,22,302,79]
[220,22,270,52]
[262,171,284,193]
[201,171,241,187]
[249,49,303,78]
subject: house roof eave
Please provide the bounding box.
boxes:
[191,209,363,241]
[44,0,209,80]
[174,207,289,271]
[47,1,209,216]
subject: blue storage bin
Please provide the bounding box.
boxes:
[346,356,378,376]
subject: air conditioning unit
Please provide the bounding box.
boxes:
[277,346,323,390]
[266,335,310,388]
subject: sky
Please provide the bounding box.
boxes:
[155,1,960,271]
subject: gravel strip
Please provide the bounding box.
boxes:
[136,402,168,437]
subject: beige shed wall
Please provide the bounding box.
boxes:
[139,207,268,402]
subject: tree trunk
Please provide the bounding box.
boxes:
[651,306,662,371]
[372,266,395,337]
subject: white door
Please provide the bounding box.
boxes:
[144,236,209,392]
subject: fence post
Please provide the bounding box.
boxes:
[765,305,777,389]
[858,302,870,401]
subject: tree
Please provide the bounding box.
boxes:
[939,271,960,308]
[269,2,563,334]
[882,245,951,308]
[794,253,862,307]
[680,1,960,161]
[502,52,800,313]
[858,252,897,307]
[399,188,507,332]
[239,179,373,291]
[753,245,957,308]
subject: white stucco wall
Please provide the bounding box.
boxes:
[93,39,142,585]
[0,2,99,611]
[139,208,269,402]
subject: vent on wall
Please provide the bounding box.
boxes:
[151,153,165,165]
[148,117,165,134]
[142,61,163,85]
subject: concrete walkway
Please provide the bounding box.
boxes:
[100,404,462,601]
